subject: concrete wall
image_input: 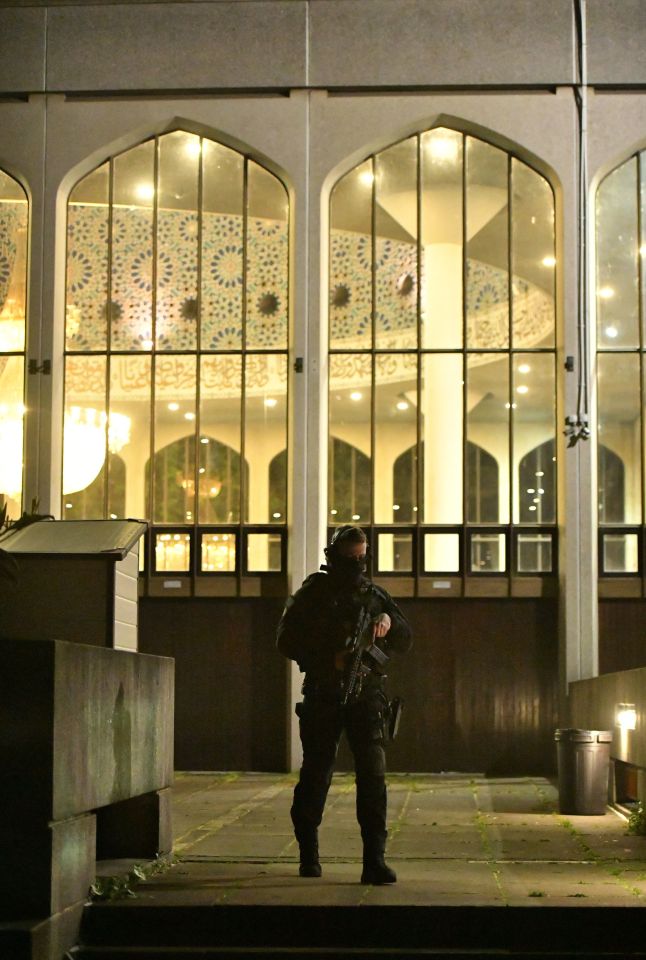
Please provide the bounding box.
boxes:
[570,668,646,771]
[0,637,174,931]
[7,0,645,94]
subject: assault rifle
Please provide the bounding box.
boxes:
[342,599,389,706]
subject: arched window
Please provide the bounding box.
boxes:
[63,131,289,592]
[0,169,28,520]
[596,151,644,578]
[329,128,557,587]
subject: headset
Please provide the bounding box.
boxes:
[324,524,369,562]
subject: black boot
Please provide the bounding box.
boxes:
[361,837,396,885]
[297,834,322,878]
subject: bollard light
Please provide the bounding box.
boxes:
[616,703,637,731]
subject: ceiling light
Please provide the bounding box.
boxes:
[529,505,537,511]
[359,170,374,186]
[264,397,278,408]
[517,385,529,394]
[393,504,400,511]
[184,412,195,421]
[185,140,202,157]
[135,183,155,202]
[604,326,618,338]
[352,514,361,520]
[426,136,459,162]
[541,256,556,268]
[396,400,409,411]
[272,512,282,519]
[518,363,531,374]
[598,286,615,300]
[200,437,209,444]
[330,509,338,515]
[350,391,363,401]
[168,402,180,412]
[640,245,646,258]
[141,339,154,350]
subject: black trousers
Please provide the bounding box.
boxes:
[291,682,389,851]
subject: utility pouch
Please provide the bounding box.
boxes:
[387,696,404,740]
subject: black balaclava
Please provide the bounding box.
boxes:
[323,526,368,588]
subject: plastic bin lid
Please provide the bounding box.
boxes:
[554,728,613,743]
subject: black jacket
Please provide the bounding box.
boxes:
[276,569,412,679]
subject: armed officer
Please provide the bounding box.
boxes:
[276,525,412,885]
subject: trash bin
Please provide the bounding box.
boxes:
[554,728,613,815]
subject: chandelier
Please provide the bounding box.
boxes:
[63,407,131,494]
[0,402,25,499]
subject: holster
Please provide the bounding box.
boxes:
[386,696,404,740]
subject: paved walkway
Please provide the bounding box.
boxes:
[100,772,646,908]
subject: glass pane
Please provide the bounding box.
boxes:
[246,161,288,350]
[517,533,553,573]
[0,172,28,353]
[67,163,109,351]
[597,353,641,524]
[511,160,555,349]
[466,138,509,349]
[0,356,24,516]
[245,354,287,523]
[421,353,463,523]
[156,131,199,351]
[247,532,282,572]
[602,533,639,574]
[108,355,151,520]
[155,532,190,572]
[111,140,155,351]
[201,140,244,349]
[199,354,242,523]
[424,533,460,573]
[420,128,463,349]
[152,355,197,523]
[329,353,371,524]
[329,159,373,351]
[513,354,556,523]
[596,158,639,348]
[375,353,417,522]
[377,532,413,572]
[470,533,506,572]
[466,353,509,523]
[375,137,417,350]
[62,355,107,515]
[201,532,236,572]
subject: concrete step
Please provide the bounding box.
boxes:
[74,904,646,957]
[72,946,646,957]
